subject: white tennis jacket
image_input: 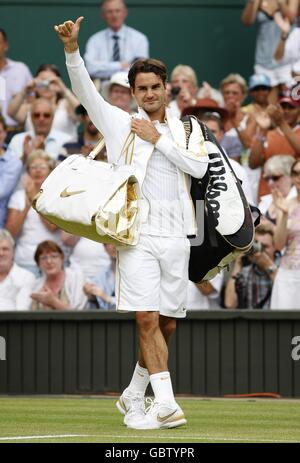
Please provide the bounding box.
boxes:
[65,50,209,236]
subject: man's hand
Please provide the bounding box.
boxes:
[131,119,161,144]
[54,16,84,53]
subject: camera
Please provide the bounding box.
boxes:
[241,240,264,266]
[36,80,50,89]
[171,86,181,97]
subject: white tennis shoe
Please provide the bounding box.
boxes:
[116,388,145,425]
[126,398,187,430]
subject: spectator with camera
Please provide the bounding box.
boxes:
[168,64,223,118]
[224,223,279,309]
[8,63,79,141]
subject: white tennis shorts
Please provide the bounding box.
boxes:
[115,234,190,318]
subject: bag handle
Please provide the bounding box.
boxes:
[87,132,135,165]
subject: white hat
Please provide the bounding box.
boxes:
[108,71,130,90]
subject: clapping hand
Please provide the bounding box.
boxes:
[272,188,289,214]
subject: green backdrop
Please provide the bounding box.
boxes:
[0,0,257,88]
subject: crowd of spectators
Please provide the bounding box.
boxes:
[1,0,300,311]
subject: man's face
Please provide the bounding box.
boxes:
[82,114,99,136]
[109,84,131,112]
[250,86,270,105]
[255,233,275,260]
[0,32,8,60]
[132,72,166,117]
[0,239,14,274]
[204,119,224,144]
[101,0,127,31]
[31,101,54,136]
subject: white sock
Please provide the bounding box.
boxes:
[150,371,176,406]
[126,362,150,395]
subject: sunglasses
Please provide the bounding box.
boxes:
[263,174,283,183]
[32,112,52,119]
[203,111,221,119]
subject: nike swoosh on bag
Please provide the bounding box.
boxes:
[60,187,86,198]
[157,410,177,423]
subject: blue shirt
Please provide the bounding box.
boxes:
[0,148,23,228]
[92,263,116,311]
[84,25,149,80]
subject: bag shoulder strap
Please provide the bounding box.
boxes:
[87,132,135,165]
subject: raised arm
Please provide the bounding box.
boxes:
[54,17,130,149]
[241,0,260,25]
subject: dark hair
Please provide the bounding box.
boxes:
[0,115,7,131]
[255,223,274,238]
[35,63,61,78]
[34,240,64,265]
[0,28,7,41]
[128,58,167,89]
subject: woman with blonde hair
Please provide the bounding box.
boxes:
[5,150,62,275]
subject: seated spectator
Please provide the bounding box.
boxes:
[0,28,32,132]
[249,89,300,199]
[5,150,62,275]
[194,109,256,205]
[259,154,296,223]
[105,71,134,113]
[186,273,223,310]
[61,231,110,281]
[0,229,35,310]
[0,116,22,228]
[8,64,79,141]
[243,74,272,129]
[29,240,87,310]
[220,73,257,163]
[224,223,279,309]
[84,243,116,310]
[84,0,149,83]
[271,159,300,309]
[61,104,104,158]
[6,98,73,161]
[168,65,223,118]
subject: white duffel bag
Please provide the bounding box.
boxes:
[32,135,141,246]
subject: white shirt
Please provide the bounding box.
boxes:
[7,128,72,160]
[0,58,32,126]
[0,263,35,310]
[69,238,110,281]
[141,121,185,237]
[84,25,149,80]
[7,189,63,268]
[186,273,223,310]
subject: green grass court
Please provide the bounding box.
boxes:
[0,396,299,443]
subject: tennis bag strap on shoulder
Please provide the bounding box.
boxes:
[181,115,260,283]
